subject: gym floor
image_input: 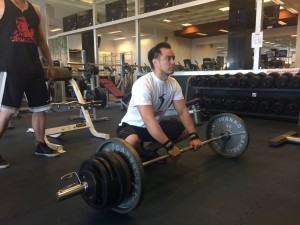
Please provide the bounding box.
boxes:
[0,107,299,225]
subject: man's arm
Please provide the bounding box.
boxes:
[32,4,55,82]
[173,99,202,149]
[173,99,197,134]
[0,0,4,19]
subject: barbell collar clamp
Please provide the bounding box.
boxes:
[57,182,88,201]
[57,172,88,201]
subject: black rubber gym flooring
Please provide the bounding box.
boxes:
[1,107,299,225]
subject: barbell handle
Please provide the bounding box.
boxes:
[142,131,245,166]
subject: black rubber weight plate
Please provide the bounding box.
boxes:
[97,138,145,214]
[79,158,111,208]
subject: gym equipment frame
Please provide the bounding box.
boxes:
[27,67,110,153]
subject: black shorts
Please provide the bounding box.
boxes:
[116,118,185,143]
[0,71,50,113]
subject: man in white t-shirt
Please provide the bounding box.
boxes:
[116,42,202,161]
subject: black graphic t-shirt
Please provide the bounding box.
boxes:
[0,0,43,73]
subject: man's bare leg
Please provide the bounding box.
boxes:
[0,111,14,138]
[32,111,46,143]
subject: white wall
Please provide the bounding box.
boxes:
[192,34,228,66]
[194,44,217,66]
[68,34,82,50]
[93,28,193,67]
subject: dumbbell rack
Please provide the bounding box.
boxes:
[185,73,300,123]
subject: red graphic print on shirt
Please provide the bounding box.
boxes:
[10,16,36,44]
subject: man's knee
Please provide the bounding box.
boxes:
[0,111,14,121]
[125,134,140,150]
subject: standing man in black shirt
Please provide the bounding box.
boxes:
[0,0,61,169]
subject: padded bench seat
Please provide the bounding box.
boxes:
[43,67,72,81]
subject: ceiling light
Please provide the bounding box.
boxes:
[291,35,297,37]
[108,31,122,34]
[163,19,172,22]
[286,8,298,14]
[181,23,192,26]
[219,7,229,11]
[219,29,228,33]
[196,32,208,36]
[80,0,93,3]
[50,28,62,32]
[132,34,146,37]
[271,0,284,5]
[280,6,284,9]
[114,37,126,40]
[263,0,271,2]
[278,20,287,25]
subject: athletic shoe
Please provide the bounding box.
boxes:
[35,142,60,157]
[0,155,10,169]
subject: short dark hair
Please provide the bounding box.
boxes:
[148,42,172,69]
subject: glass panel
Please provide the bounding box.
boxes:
[139,0,230,71]
[261,35,297,68]
[43,1,94,35]
[139,0,198,15]
[31,0,298,71]
[96,0,134,23]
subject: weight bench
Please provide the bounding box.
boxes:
[99,78,129,108]
[28,67,110,153]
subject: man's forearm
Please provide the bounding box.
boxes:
[179,110,196,134]
[39,42,53,67]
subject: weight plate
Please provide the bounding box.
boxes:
[84,62,92,80]
[110,152,132,200]
[206,113,249,158]
[92,153,119,206]
[94,151,131,207]
[90,158,114,208]
[97,138,145,214]
[80,158,112,208]
[95,87,107,108]
[78,169,98,203]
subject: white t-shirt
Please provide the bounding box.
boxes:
[120,72,184,127]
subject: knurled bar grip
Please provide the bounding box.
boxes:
[142,131,245,166]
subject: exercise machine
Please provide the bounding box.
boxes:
[27,67,110,153]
